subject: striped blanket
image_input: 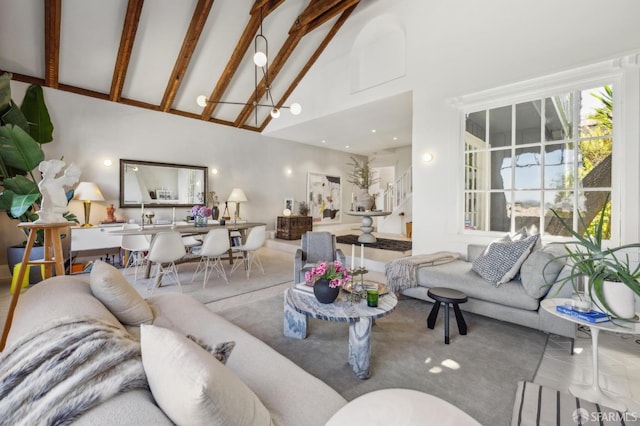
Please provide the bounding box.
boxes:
[0,317,148,426]
[385,251,460,292]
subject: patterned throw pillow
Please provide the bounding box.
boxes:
[471,234,539,286]
[187,335,236,365]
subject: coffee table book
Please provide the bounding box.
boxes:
[555,304,609,323]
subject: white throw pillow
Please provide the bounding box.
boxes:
[471,234,539,285]
[140,325,273,426]
[89,260,153,326]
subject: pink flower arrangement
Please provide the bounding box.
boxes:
[191,205,212,217]
[305,260,350,288]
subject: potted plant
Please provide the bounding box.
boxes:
[346,156,379,211]
[0,72,77,281]
[547,195,640,320]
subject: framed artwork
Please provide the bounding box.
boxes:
[284,197,294,211]
[307,172,341,224]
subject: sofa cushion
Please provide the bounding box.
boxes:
[417,261,540,311]
[140,325,273,426]
[471,234,539,285]
[90,260,153,326]
[186,334,235,364]
[6,276,125,347]
[519,249,564,299]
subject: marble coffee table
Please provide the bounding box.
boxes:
[283,287,397,379]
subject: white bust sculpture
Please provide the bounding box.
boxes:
[35,159,81,223]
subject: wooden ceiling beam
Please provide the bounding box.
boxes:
[44,0,61,88]
[259,3,357,132]
[160,0,215,112]
[110,0,144,102]
[200,0,284,119]
[290,0,342,32]
[300,0,360,35]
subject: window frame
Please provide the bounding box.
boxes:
[457,68,623,243]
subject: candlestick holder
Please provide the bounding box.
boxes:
[347,267,368,302]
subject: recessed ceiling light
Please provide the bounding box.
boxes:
[371,129,377,133]
[345,145,350,149]
[393,137,398,141]
[211,168,218,174]
[103,159,112,167]
[321,140,326,143]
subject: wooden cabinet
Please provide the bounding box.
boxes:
[276,216,312,240]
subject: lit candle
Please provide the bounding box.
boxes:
[360,244,364,268]
[351,244,355,269]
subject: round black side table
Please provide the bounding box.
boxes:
[427,287,468,344]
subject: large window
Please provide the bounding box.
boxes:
[463,86,613,238]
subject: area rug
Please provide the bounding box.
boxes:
[218,294,548,426]
[336,234,412,252]
[123,248,293,304]
[511,381,626,425]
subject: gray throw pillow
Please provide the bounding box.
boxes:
[519,249,564,299]
[471,234,539,285]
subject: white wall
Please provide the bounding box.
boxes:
[275,0,640,254]
[0,82,366,276]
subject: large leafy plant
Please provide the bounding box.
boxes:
[547,195,640,319]
[0,72,77,244]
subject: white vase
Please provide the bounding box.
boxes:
[356,189,374,211]
[601,280,636,319]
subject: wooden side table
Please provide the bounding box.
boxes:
[0,222,71,350]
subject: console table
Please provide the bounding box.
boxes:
[344,210,391,243]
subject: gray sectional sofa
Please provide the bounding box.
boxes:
[398,244,577,339]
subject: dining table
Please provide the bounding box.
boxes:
[107,221,266,278]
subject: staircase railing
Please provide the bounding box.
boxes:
[382,167,412,212]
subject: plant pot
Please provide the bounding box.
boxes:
[601,280,636,319]
[7,245,46,284]
[356,189,374,211]
[313,279,340,304]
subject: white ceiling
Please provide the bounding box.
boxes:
[0,0,411,158]
[264,90,413,156]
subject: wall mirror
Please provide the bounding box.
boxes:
[119,159,207,208]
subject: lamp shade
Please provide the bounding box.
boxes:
[227,188,248,203]
[73,182,105,201]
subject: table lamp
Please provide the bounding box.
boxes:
[73,182,105,227]
[227,188,248,221]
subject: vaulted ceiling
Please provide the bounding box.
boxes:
[0,0,363,132]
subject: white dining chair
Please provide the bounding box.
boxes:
[120,224,151,282]
[192,228,231,287]
[230,225,266,279]
[147,231,186,293]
